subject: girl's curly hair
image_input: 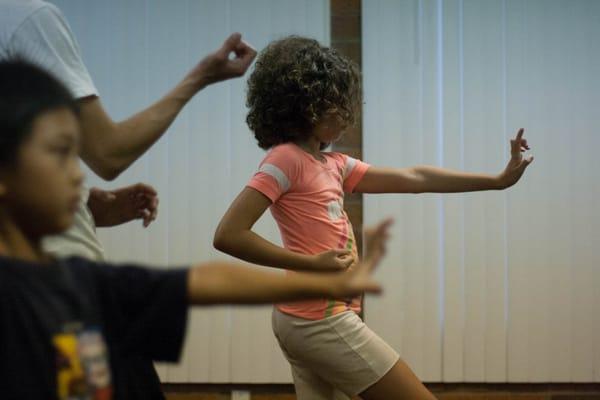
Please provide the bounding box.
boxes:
[246,36,361,149]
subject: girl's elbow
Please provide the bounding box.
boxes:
[213,232,228,252]
[213,228,236,253]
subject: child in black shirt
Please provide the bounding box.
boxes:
[0,60,391,400]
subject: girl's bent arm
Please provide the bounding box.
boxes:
[194,219,393,304]
[213,187,351,272]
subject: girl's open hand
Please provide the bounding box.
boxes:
[497,128,534,189]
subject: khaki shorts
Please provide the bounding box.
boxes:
[272,308,400,399]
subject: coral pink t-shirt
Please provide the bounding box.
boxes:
[247,143,370,320]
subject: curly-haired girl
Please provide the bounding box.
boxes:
[214,36,533,400]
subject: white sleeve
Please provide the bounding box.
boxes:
[8,4,98,99]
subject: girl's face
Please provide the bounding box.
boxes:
[313,115,347,147]
[0,108,84,238]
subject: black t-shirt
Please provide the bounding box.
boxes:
[0,256,189,400]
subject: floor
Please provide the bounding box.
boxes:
[163,383,600,400]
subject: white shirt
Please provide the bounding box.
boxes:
[0,0,105,260]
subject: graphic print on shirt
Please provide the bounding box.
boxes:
[53,323,112,400]
[327,198,344,221]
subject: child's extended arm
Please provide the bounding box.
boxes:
[213,187,354,272]
[355,129,533,194]
[191,219,392,304]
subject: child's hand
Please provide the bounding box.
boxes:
[313,249,355,271]
[362,218,394,269]
[497,128,534,189]
[329,219,394,298]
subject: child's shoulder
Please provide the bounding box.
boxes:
[323,150,347,158]
[260,142,304,165]
[323,150,351,164]
[0,256,96,292]
[323,151,365,178]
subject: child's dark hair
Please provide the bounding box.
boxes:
[246,36,361,150]
[0,60,77,165]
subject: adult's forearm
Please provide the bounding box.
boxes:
[107,78,200,176]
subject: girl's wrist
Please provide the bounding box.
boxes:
[282,252,318,272]
[493,173,508,190]
[301,254,320,271]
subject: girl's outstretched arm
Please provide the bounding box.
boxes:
[213,187,354,272]
[355,128,533,194]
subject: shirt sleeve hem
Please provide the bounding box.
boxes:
[246,182,278,203]
[344,163,371,193]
